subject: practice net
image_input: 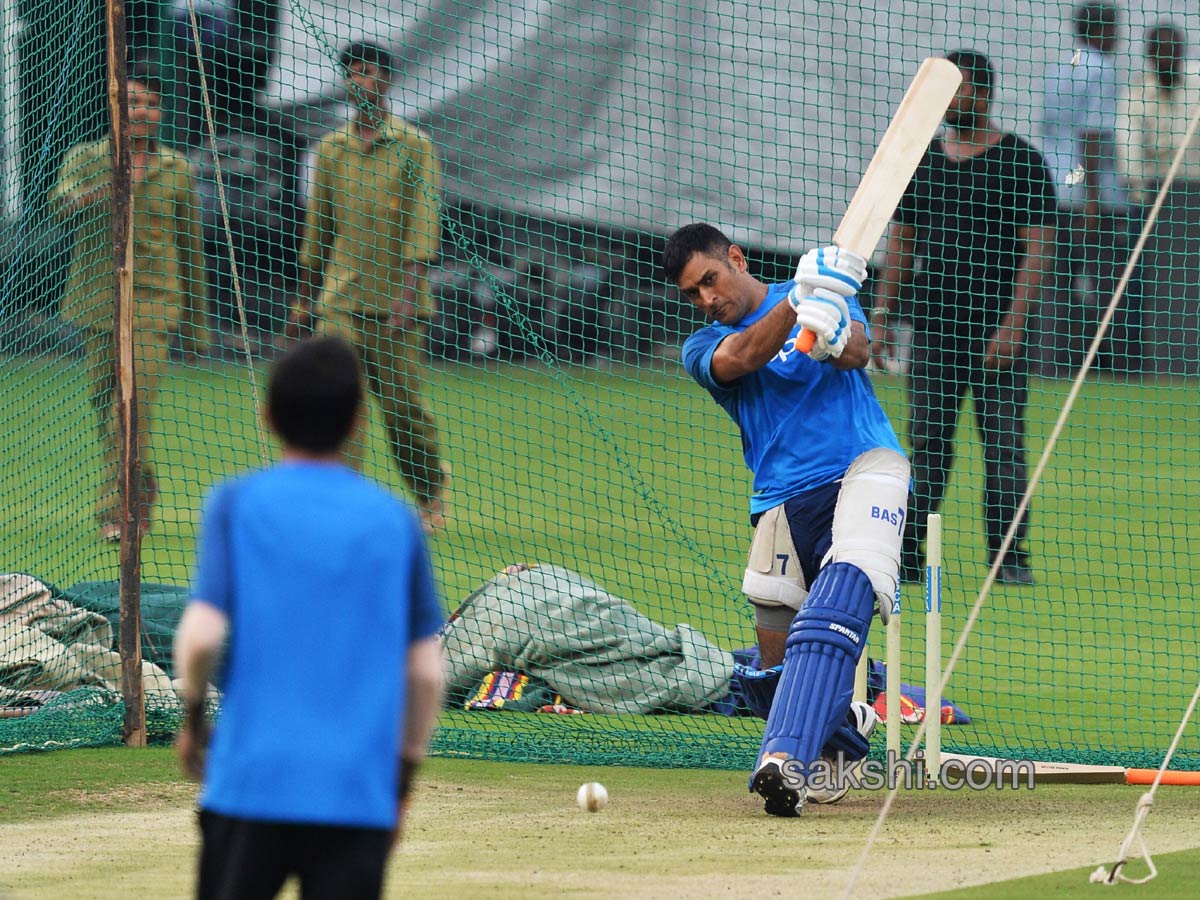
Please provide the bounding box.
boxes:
[1,0,1198,772]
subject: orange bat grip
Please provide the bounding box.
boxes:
[1125,769,1200,786]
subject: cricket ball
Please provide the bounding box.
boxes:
[576,781,608,812]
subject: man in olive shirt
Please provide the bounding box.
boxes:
[51,60,207,542]
[288,41,447,532]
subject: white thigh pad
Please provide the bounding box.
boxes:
[823,448,911,608]
[743,503,808,613]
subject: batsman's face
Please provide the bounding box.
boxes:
[676,246,755,325]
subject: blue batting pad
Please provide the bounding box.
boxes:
[757,562,875,767]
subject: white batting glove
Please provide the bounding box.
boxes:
[808,332,840,362]
[786,246,865,320]
[786,245,862,361]
[790,288,851,360]
[794,245,867,296]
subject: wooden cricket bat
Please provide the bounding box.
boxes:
[938,752,1200,786]
[796,57,963,352]
[939,752,1127,784]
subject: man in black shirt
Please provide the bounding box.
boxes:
[871,50,1058,586]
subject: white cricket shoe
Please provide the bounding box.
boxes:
[807,701,880,805]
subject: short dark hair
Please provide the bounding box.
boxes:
[946,49,994,95]
[267,336,363,453]
[1146,21,1185,55]
[662,223,734,284]
[339,40,394,77]
[126,56,163,97]
[1075,2,1119,40]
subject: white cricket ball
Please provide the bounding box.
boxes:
[576,781,608,812]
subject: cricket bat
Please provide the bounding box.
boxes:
[796,57,963,352]
[937,752,1200,786]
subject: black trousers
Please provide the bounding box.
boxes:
[1037,207,1137,375]
[197,809,392,900]
[902,336,1030,567]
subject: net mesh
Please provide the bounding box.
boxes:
[1,0,1198,772]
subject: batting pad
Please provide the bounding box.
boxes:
[757,562,875,768]
[742,503,807,613]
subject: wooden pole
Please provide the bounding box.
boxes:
[106,0,145,748]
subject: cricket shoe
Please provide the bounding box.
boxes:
[751,753,805,817]
[807,701,880,805]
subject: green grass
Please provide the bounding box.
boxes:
[922,849,1200,899]
[1,352,1199,769]
[0,746,189,823]
[2,748,1199,899]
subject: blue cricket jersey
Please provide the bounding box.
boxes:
[191,461,444,829]
[682,281,903,515]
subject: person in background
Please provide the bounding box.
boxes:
[1039,1,1131,373]
[1115,21,1200,367]
[285,40,449,532]
[50,57,207,542]
[871,51,1056,587]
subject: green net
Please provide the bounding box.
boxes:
[1,0,1198,774]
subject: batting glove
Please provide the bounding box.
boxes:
[731,663,782,720]
[794,245,867,297]
[789,287,851,360]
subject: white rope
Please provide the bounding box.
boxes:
[185,0,270,464]
[1095,793,1158,886]
[1091,676,1200,885]
[841,94,1200,900]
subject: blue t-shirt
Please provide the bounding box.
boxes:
[191,460,443,829]
[682,281,903,515]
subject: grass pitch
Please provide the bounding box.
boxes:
[1,749,1198,899]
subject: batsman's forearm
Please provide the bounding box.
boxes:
[830,322,870,370]
[710,298,797,382]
